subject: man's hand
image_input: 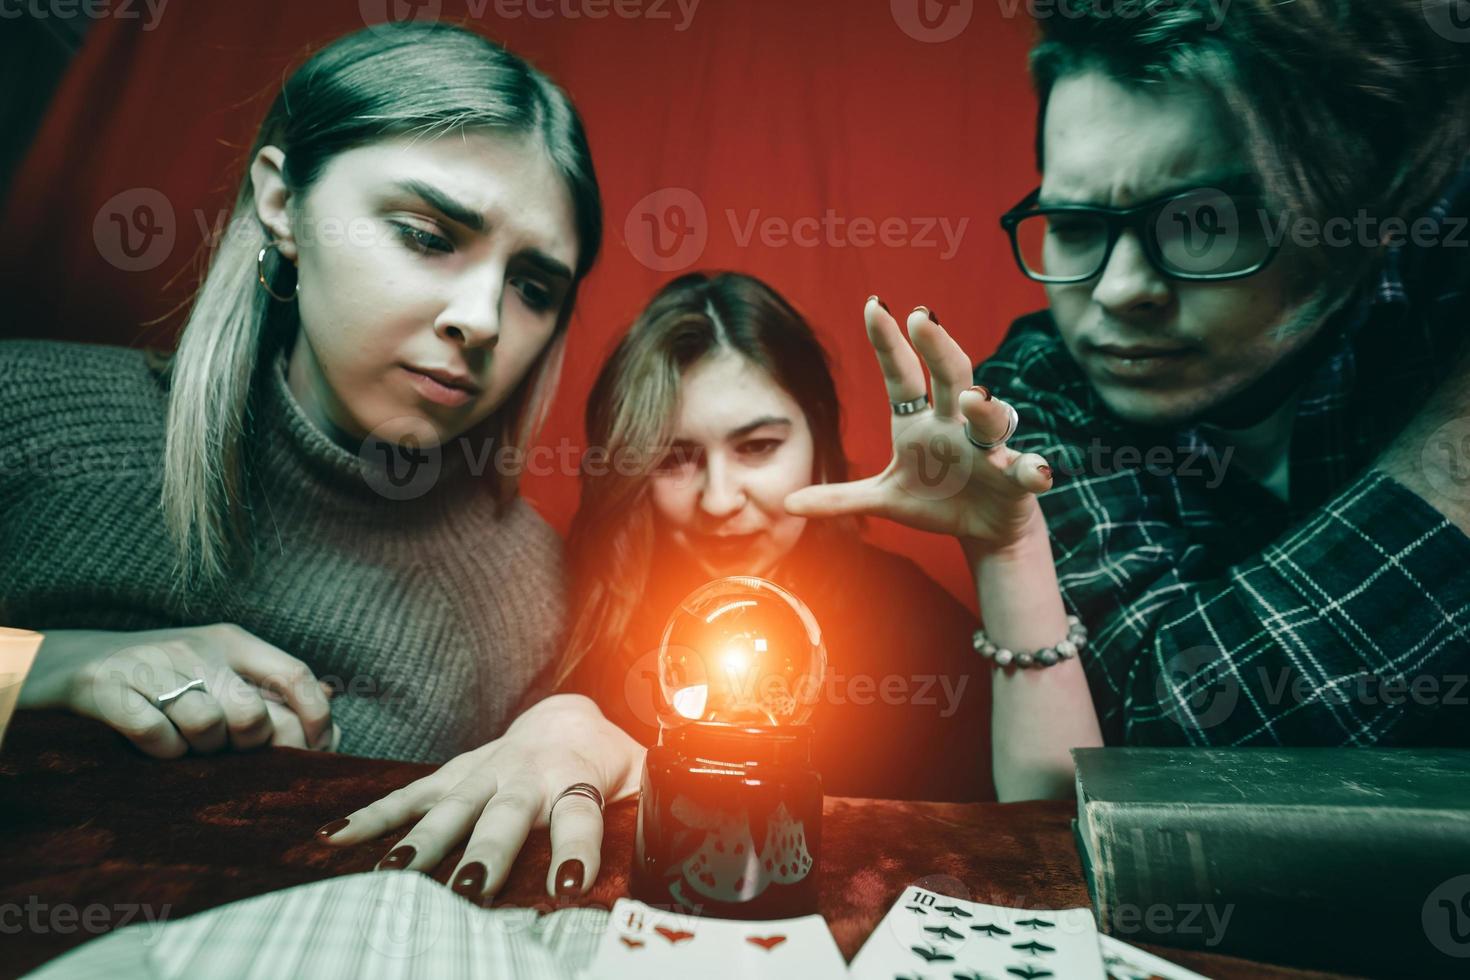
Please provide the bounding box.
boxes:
[317,694,646,901]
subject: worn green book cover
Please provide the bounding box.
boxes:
[1071,748,1470,978]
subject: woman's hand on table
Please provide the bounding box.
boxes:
[317,693,646,902]
[20,624,338,757]
[784,297,1053,554]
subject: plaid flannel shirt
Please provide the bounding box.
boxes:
[974,164,1470,748]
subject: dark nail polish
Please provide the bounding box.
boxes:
[378,845,415,871]
[555,859,586,897]
[969,384,992,401]
[926,307,941,325]
[316,818,350,839]
[1038,464,1053,480]
[452,861,487,900]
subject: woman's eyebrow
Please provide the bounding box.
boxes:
[390,179,484,231]
[388,179,574,280]
[726,416,791,440]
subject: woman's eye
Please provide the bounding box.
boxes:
[392,221,452,255]
[511,276,555,313]
[739,439,782,457]
[654,446,702,473]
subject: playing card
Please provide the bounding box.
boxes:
[587,897,845,979]
[1099,934,1212,980]
[849,884,1106,980]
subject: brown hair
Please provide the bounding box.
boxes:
[1029,0,1470,328]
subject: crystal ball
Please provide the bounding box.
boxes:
[656,576,827,728]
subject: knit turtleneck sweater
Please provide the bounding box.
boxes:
[0,340,566,762]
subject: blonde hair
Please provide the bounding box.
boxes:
[161,22,602,588]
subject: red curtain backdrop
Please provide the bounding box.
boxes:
[0,0,1045,608]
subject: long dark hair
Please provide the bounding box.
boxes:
[555,272,856,689]
[1028,0,1470,330]
[164,21,602,586]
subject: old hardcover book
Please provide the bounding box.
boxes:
[1072,747,1470,978]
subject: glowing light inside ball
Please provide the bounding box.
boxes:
[656,577,826,728]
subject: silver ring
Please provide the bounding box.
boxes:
[965,401,1019,451]
[891,394,930,416]
[155,677,207,708]
[550,781,604,817]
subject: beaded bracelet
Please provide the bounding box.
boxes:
[973,615,1088,669]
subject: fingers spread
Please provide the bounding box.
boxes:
[864,296,927,405]
[319,769,452,847]
[958,388,1018,450]
[908,307,976,417]
[1007,451,1056,494]
[378,766,499,874]
[451,776,542,904]
[783,477,888,519]
[546,791,604,898]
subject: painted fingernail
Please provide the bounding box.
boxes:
[555,859,586,897]
[1038,464,1053,480]
[969,384,992,401]
[452,862,487,900]
[378,845,415,871]
[315,818,350,839]
[927,307,941,325]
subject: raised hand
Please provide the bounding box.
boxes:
[784,297,1053,551]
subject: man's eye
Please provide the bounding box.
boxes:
[392,221,452,255]
[512,276,555,313]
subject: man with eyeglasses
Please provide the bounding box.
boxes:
[979,0,1470,758]
[793,0,1470,797]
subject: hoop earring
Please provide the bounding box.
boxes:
[257,241,298,302]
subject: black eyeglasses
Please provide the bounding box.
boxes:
[998,181,1281,284]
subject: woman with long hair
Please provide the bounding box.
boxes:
[555,271,993,802]
[8,21,642,901]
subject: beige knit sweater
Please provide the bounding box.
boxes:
[0,340,566,762]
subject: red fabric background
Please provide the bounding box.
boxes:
[0,0,1046,607]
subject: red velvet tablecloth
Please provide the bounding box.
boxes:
[0,711,1355,979]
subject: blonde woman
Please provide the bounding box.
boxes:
[7,22,641,901]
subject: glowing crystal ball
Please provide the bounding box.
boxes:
[656,576,827,728]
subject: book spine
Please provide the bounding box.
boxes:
[1081,801,1470,977]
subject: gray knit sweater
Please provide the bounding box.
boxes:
[0,340,566,762]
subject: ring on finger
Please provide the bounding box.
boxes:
[965,401,1019,451]
[891,394,930,416]
[155,677,207,708]
[550,781,604,818]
